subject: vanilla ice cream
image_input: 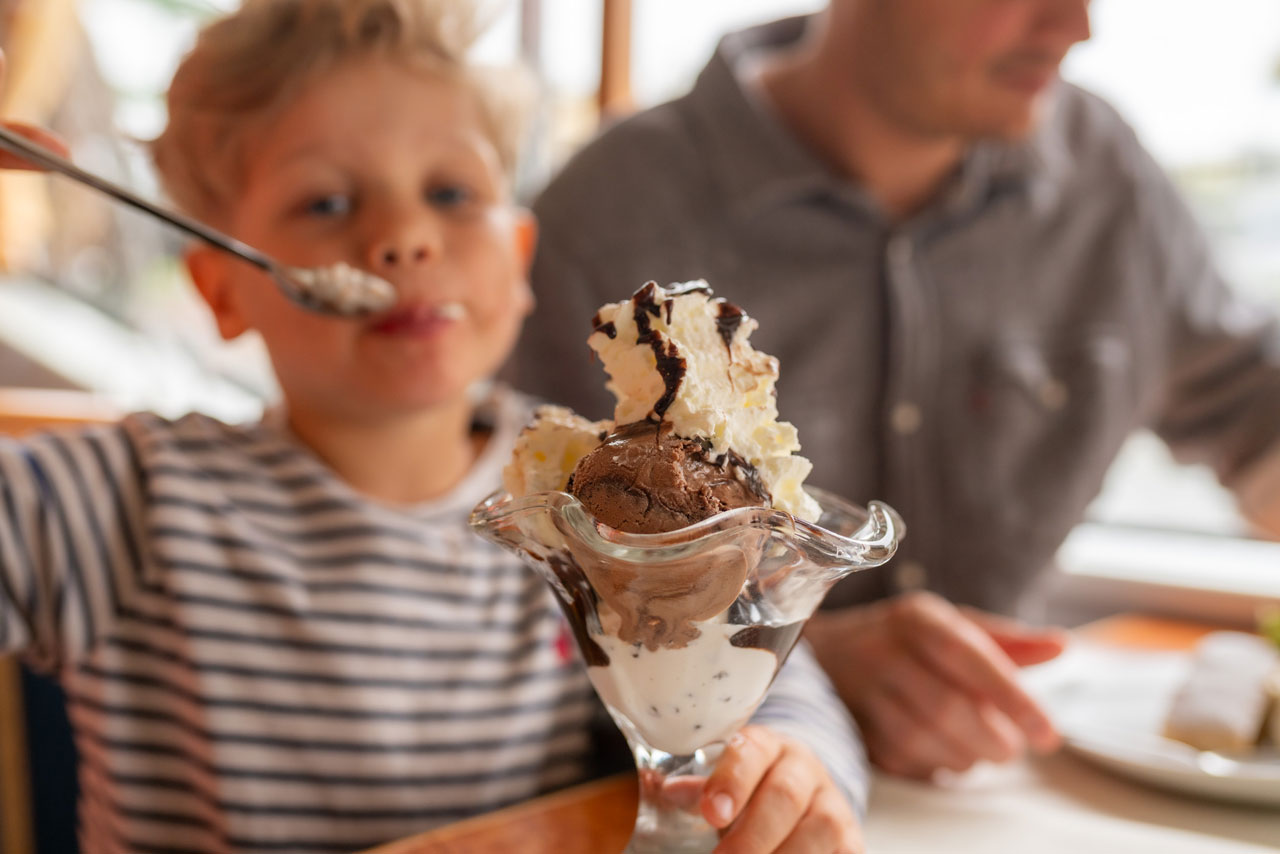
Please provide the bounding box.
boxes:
[503,405,612,496]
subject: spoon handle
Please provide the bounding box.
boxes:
[0,126,274,272]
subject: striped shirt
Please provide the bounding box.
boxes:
[0,385,866,854]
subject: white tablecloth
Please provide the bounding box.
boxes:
[865,749,1279,853]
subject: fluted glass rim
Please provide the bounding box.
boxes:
[469,485,902,567]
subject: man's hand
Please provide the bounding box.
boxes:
[805,591,1066,779]
[700,725,864,854]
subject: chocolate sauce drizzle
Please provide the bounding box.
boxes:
[664,281,713,298]
[547,553,610,667]
[715,302,745,352]
[591,311,618,340]
[632,282,688,420]
[689,435,771,502]
[718,448,770,502]
[615,280,750,420]
[730,622,803,661]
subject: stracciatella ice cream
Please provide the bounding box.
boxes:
[501,280,818,755]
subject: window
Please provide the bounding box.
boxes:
[1054,0,1280,609]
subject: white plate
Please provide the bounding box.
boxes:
[1027,644,1280,808]
[1064,727,1280,808]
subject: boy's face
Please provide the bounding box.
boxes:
[189,59,534,421]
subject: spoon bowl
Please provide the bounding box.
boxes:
[0,125,397,318]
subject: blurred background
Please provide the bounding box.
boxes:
[0,0,1278,606]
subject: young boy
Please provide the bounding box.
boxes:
[0,2,867,852]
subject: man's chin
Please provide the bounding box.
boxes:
[973,92,1055,142]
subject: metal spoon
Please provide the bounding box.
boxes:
[0,126,397,317]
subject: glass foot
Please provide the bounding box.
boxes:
[624,742,724,854]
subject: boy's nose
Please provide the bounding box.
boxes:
[376,245,429,267]
[369,222,437,272]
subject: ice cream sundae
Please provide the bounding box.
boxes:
[473,279,899,853]
[501,281,824,754]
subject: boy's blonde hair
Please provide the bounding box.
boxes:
[152,0,530,225]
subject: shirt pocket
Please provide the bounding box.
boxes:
[952,326,1138,534]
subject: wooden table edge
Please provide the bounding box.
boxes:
[358,773,637,853]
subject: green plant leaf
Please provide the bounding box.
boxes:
[128,0,222,19]
[1259,606,1280,649]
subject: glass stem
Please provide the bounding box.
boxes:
[625,741,725,854]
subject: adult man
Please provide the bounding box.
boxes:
[513,0,1280,779]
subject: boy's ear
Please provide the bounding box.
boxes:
[185,245,251,341]
[514,208,538,273]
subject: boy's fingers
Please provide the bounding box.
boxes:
[0,122,71,170]
[658,774,705,813]
[701,726,783,829]
[773,786,863,854]
[11,123,70,157]
[712,743,819,854]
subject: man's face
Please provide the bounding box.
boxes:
[841,0,1092,139]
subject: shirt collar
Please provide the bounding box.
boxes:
[685,16,843,220]
[687,14,1073,222]
[254,383,529,521]
[974,89,1074,212]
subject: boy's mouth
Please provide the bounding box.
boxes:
[368,301,467,336]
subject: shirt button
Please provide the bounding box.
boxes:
[890,402,922,436]
[894,560,928,591]
[1038,378,1068,411]
[887,235,913,271]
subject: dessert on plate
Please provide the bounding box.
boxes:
[1162,629,1279,754]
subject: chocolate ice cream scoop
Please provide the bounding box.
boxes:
[562,420,772,649]
[568,420,770,535]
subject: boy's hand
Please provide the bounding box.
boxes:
[0,122,70,170]
[806,592,1065,780]
[701,725,864,854]
[0,51,70,169]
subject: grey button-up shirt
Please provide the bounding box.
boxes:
[512,16,1280,615]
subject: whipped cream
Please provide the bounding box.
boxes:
[589,281,820,521]
[503,405,613,496]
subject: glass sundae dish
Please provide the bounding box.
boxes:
[471,282,902,853]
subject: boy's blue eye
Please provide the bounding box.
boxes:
[426,185,472,207]
[305,195,352,217]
